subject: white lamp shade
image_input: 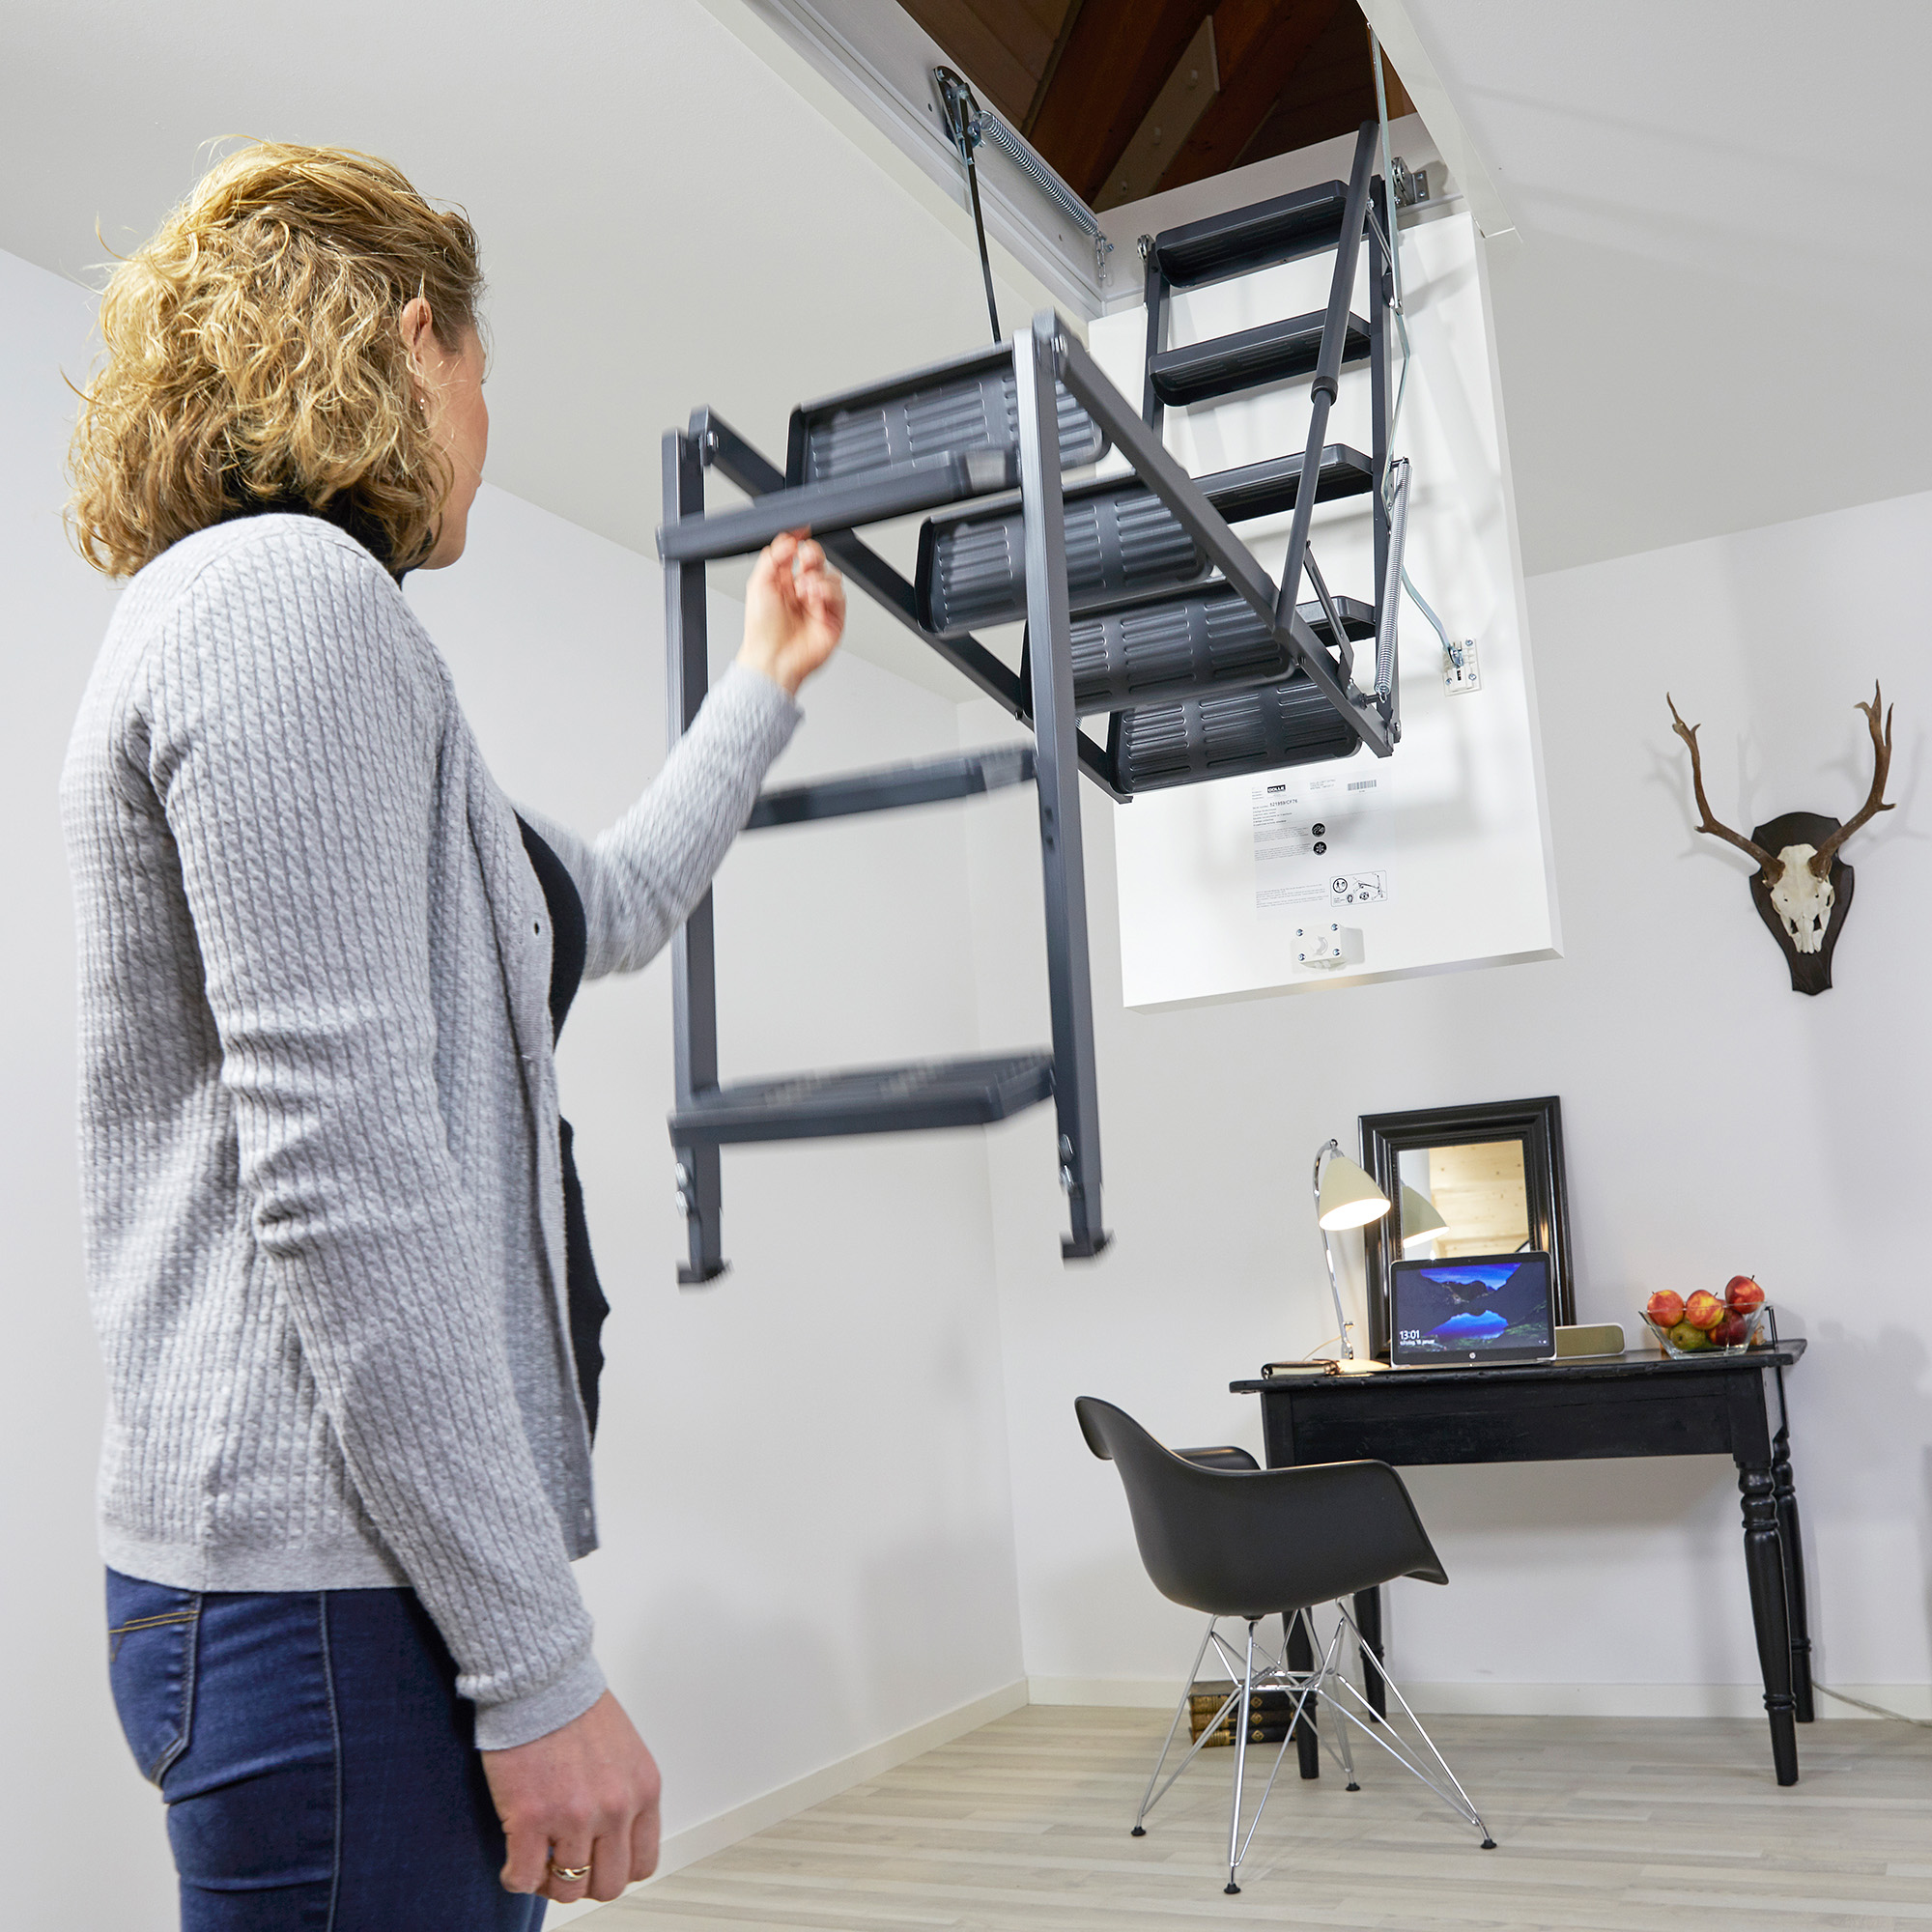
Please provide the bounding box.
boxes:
[1400,1184,1450,1244]
[1317,1151,1392,1230]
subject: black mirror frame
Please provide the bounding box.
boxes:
[1357,1094,1574,1361]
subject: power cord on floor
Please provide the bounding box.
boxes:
[1812,1683,1932,1728]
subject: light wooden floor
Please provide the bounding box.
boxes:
[582,1704,1932,1930]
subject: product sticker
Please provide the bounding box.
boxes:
[1252,772,1394,920]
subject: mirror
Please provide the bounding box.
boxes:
[1397,1141,1530,1258]
[1359,1097,1573,1360]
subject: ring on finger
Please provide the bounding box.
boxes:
[547,1860,591,1883]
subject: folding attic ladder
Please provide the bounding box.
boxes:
[657,120,1407,1283]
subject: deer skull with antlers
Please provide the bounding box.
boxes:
[1667,685,1894,994]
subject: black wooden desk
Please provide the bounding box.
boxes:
[1231,1343,1810,1785]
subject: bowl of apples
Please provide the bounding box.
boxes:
[1640,1276,1772,1356]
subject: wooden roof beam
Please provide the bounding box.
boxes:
[1025,0,1220,206]
[1155,0,1347,194]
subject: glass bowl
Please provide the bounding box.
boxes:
[1639,1302,1773,1357]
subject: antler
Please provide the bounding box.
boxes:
[1806,683,1894,876]
[1666,695,1782,884]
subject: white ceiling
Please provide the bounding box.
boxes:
[1400,0,1932,572]
[0,0,1062,692]
[5,0,1927,638]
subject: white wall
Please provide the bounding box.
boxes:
[4,239,1025,1929]
[970,487,1931,1718]
[0,247,164,1932]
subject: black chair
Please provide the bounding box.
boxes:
[1076,1396,1495,1894]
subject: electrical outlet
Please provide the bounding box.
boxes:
[1444,639,1481,694]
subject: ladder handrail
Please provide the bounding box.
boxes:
[1274,120,1381,639]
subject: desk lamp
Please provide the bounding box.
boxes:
[1313,1139,1393,1373]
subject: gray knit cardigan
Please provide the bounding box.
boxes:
[61,516,798,1748]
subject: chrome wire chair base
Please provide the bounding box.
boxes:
[1132,1602,1495,1892]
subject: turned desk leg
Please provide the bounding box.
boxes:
[1285,1611,1320,1779]
[1772,1420,1815,1723]
[1353,1586,1387,1721]
[1739,1460,1799,1786]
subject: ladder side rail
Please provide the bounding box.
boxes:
[691,408,1128,801]
[1018,316,1108,1262]
[1368,174,1393,647]
[1141,242,1167,433]
[1273,120,1380,637]
[1057,331,1392,757]
[664,428,728,1285]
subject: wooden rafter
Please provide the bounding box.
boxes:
[1155,0,1346,194]
[1240,14,1412,167]
[901,0,1080,125]
[1023,0,1089,135]
[1025,0,1220,205]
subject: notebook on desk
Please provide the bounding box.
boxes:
[1260,1258,1628,1376]
[1387,1251,1554,1368]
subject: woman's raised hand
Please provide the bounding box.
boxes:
[736,531,846,696]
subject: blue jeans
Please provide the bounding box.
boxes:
[106,1570,545,1931]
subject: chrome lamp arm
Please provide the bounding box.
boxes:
[1313,1139,1358,1361]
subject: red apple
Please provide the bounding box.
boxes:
[1713,1312,1748,1348]
[1684,1290,1726,1331]
[1646,1291,1685,1328]
[1725,1275,1765,1312]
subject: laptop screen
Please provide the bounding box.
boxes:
[1389,1252,1554,1366]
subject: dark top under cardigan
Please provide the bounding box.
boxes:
[517,817,610,1437]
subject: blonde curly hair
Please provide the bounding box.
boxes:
[68,142,484,578]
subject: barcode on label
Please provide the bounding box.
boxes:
[1347,779,1378,792]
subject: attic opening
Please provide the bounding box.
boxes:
[899,0,1416,211]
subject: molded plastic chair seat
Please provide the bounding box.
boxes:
[1076,1396,1492,1891]
[1076,1397,1445,1618]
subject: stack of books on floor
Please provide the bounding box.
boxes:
[1188,1681,1302,1747]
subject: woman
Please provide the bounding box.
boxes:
[62,143,843,1928]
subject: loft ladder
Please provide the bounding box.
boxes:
[656,122,1406,1283]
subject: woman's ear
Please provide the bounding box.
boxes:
[400,296,437,374]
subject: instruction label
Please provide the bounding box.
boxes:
[1329,870,1389,906]
[1252,772,1394,920]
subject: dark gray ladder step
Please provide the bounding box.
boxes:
[787,339,1104,489]
[1116,681,1363,794]
[670,1053,1055,1145]
[917,445,1375,638]
[1149,310,1370,409]
[1066,588,1374,716]
[660,449,1015,565]
[746,747,1036,829]
[1151,179,1352,288]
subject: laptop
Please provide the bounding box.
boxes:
[1387,1251,1556,1369]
